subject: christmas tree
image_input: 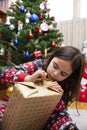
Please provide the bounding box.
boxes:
[0,0,63,71]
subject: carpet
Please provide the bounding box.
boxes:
[68,108,87,130]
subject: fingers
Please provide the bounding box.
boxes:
[36,70,47,78]
[32,70,47,82]
[40,70,47,79]
[50,82,64,94]
[24,70,47,83]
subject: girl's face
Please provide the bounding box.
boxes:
[46,57,72,82]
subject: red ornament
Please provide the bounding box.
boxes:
[38,29,42,35]
[42,1,46,6]
[28,32,34,39]
[33,51,42,58]
[51,41,57,48]
[39,14,43,19]
[36,27,42,35]
[36,27,40,32]
[51,16,55,22]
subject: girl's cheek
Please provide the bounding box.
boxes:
[47,66,52,73]
[56,76,66,82]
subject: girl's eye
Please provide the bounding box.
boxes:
[53,62,58,69]
[61,72,67,77]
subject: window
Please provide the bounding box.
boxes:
[0,0,6,8]
[80,0,87,18]
[48,0,73,21]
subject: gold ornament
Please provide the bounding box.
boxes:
[6,87,13,97]
[44,48,47,58]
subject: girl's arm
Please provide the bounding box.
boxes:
[0,59,44,85]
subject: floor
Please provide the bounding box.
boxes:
[68,108,87,130]
[69,101,87,110]
[68,101,87,130]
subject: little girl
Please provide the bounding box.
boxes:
[0,46,85,130]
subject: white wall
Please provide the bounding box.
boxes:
[58,19,87,50]
[56,0,87,50]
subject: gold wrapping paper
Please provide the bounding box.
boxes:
[1,79,62,130]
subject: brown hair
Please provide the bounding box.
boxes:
[44,46,85,108]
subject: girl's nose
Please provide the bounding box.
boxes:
[53,70,60,77]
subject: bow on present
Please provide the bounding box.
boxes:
[18,78,61,97]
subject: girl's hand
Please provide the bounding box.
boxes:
[24,70,47,82]
[50,81,64,94]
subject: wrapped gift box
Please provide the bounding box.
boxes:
[1,79,62,130]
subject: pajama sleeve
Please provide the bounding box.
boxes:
[0,59,43,86]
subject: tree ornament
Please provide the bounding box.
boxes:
[43,1,47,6]
[39,13,43,19]
[51,41,57,48]
[6,86,13,97]
[45,12,49,18]
[39,3,45,10]
[40,20,49,31]
[30,13,39,23]
[18,20,23,31]
[0,47,5,56]
[49,24,54,30]
[19,6,25,12]
[5,17,11,26]
[28,30,34,39]
[26,10,31,18]
[60,42,66,47]
[36,27,40,32]
[9,24,15,30]
[33,51,42,58]
[13,39,19,46]
[25,51,30,58]
[25,18,30,24]
[38,29,42,35]
[44,48,47,58]
[53,21,57,28]
[36,27,42,35]
[10,41,17,49]
[51,16,55,22]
